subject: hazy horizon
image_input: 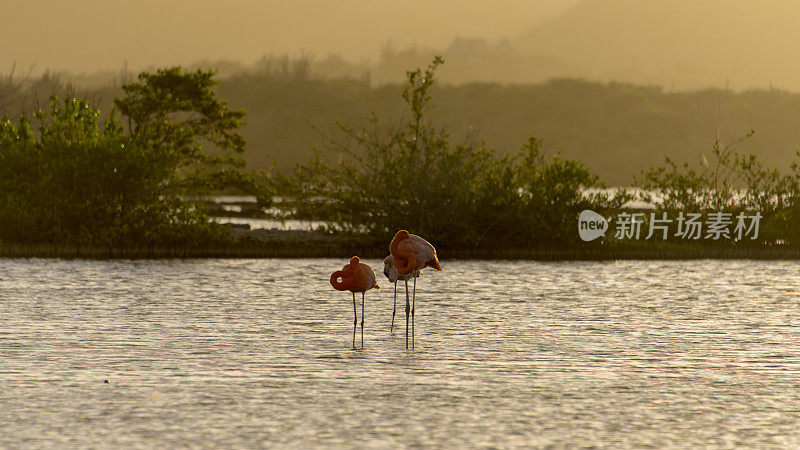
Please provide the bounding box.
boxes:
[7,0,800,91]
[0,0,578,74]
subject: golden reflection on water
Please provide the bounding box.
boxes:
[1,258,799,447]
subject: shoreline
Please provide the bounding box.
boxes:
[1,229,799,260]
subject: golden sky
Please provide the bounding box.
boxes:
[0,0,578,73]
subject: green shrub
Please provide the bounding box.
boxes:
[0,67,268,247]
[281,58,625,248]
[636,131,800,245]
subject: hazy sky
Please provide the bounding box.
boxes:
[0,0,579,74]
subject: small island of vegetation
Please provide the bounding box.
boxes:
[2,58,800,259]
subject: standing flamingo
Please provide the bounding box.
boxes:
[330,256,380,348]
[389,230,442,349]
[383,254,421,333]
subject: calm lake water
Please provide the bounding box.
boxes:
[2,258,800,447]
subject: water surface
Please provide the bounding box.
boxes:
[1,259,799,447]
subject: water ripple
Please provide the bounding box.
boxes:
[1,258,799,447]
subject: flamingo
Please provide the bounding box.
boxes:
[330,256,380,348]
[382,254,421,333]
[389,230,442,349]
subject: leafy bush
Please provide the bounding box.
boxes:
[281,58,625,248]
[0,67,268,247]
[636,131,800,244]
[513,137,629,243]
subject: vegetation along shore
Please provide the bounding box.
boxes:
[2,57,800,259]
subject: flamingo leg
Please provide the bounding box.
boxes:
[391,281,397,333]
[412,276,416,349]
[361,292,365,348]
[405,278,410,350]
[352,292,357,348]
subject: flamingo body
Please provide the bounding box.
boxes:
[383,255,421,333]
[388,230,442,349]
[330,256,380,293]
[383,255,421,283]
[389,230,442,275]
[330,256,379,348]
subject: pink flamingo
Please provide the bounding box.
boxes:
[389,230,442,349]
[383,254,421,333]
[330,256,380,348]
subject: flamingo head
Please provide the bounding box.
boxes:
[383,255,399,283]
[383,254,422,282]
[389,229,418,276]
[330,256,361,291]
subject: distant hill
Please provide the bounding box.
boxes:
[209,77,800,186]
[367,38,578,85]
[515,0,800,91]
[5,68,800,186]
